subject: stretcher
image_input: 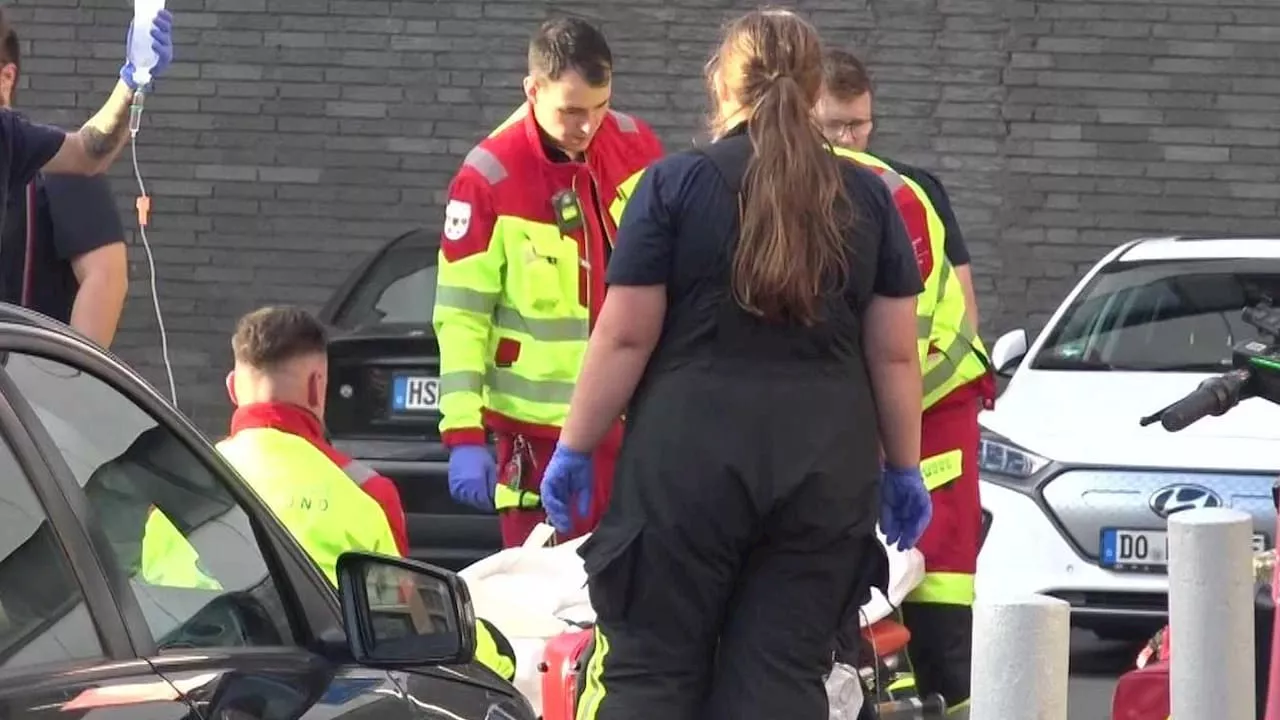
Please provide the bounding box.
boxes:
[458,524,943,719]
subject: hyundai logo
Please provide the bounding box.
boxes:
[1149,484,1224,519]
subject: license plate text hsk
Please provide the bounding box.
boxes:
[392,375,440,412]
[1100,528,1266,570]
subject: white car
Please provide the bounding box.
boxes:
[974,236,1280,640]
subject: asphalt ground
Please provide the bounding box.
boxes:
[1068,628,1147,720]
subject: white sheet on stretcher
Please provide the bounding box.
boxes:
[458,523,925,715]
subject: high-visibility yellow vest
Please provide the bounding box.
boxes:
[140,510,221,590]
[832,147,944,368]
[217,428,400,585]
[921,262,989,411]
[832,148,989,412]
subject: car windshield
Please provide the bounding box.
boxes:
[333,229,437,330]
[1032,257,1280,372]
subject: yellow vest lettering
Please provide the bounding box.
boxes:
[216,428,400,586]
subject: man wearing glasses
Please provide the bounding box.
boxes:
[818,48,996,720]
[816,49,979,328]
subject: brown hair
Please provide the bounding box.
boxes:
[232,306,328,370]
[822,49,872,101]
[0,8,20,89]
[529,17,613,87]
[708,9,851,326]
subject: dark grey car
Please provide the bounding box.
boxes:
[0,303,533,719]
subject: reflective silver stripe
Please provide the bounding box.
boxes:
[441,369,574,406]
[875,164,907,193]
[463,146,507,184]
[609,109,637,133]
[493,306,587,342]
[436,286,499,314]
[441,371,485,395]
[923,322,979,395]
[342,460,379,487]
[489,368,575,405]
[916,315,931,337]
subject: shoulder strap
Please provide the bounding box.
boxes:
[692,138,751,194]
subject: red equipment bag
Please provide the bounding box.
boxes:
[540,628,595,720]
[1111,660,1170,720]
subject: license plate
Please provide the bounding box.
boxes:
[391,374,439,412]
[1100,528,1267,571]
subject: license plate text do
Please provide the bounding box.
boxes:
[1101,528,1266,572]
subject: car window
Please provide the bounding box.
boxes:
[1033,258,1280,372]
[5,353,296,652]
[0,428,103,672]
[333,230,437,329]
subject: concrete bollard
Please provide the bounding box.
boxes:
[1168,507,1255,720]
[970,593,1070,720]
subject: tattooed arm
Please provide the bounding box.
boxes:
[41,80,136,176]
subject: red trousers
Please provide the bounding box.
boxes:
[1268,513,1280,720]
[914,380,988,584]
[494,425,621,548]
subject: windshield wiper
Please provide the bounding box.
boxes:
[1035,356,1230,372]
[1118,361,1231,373]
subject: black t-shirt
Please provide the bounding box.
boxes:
[605,132,922,369]
[884,159,970,266]
[0,173,126,323]
[0,110,65,227]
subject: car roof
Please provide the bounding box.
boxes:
[1117,236,1280,263]
[0,303,76,334]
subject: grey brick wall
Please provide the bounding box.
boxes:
[6,0,1280,430]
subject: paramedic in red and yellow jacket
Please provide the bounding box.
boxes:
[821,50,996,717]
[432,18,664,547]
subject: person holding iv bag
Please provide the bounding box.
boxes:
[0,2,174,234]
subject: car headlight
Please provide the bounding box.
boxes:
[978,432,1049,479]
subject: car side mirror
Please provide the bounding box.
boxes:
[991,329,1029,378]
[336,551,477,668]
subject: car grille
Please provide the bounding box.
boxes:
[1040,468,1276,560]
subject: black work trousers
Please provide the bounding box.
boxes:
[901,602,973,710]
[574,370,885,720]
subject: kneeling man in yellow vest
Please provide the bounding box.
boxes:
[139,306,515,681]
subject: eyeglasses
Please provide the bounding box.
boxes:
[821,118,871,140]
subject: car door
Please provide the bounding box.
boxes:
[0,335,427,720]
[0,346,195,718]
[0,328,530,720]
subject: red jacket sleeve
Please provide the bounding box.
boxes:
[361,475,410,557]
[635,117,665,163]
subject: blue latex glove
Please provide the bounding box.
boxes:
[448,445,497,511]
[540,443,593,535]
[121,9,175,90]
[880,464,932,552]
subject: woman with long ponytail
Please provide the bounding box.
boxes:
[538,9,930,719]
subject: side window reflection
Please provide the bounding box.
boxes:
[5,353,295,651]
